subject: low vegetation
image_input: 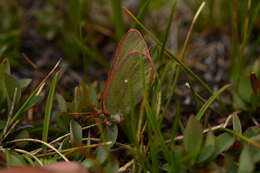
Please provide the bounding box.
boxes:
[0,0,259,172]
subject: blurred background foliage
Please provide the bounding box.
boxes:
[0,0,259,171]
[1,0,259,108]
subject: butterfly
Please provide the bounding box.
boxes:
[69,29,155,123]
[101,29,156,117]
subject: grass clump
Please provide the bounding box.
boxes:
[0,0,259,172]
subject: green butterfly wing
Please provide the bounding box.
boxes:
[110,29,151,72]
[102,51,154,115]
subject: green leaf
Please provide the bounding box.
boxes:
[56,93,67,112]
[232,114,242,133]
[3,73,22,107]
[59,137,71,150]
[41,158,58,165]
[198,145,215,163]
[222,128,260,149]
[9,60,60,127]
[104,124,118,147]
[81,159,95,169]
[15,130,30,148]
[233,93,249,110]
[96,146,108,164]
[42,72,60,152]
[0,46,8,58]
[71,87,80,112]
[248,138,260,163]
[18,78,32,89]
[205,131,216,146]
[56,113,71,131]
[70,119,82,146]
[238,75,252,101]
[87,84,98,106]
[183,116,203,159]
[70,84,97,112]
[23,156,37,166]
[20,96,41,114]
[104,160,119,173]
[4,150,26,167]
[0,58,11,74]
[238,145,254,173]
[0,120,5,129]
[213,133,235,158]
[244,126,260,138]
[198,131,215,162]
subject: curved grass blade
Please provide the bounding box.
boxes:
[111,0,125,39]
[124,8,213,94]
[222,128,260,149]
[102,51,155,115]
[196,84,230,120]
[42,72,60,153]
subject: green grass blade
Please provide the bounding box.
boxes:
[8,88,39,126]
[69,0,82,37]
[124,8,213,94]
[145,102,178,171]
[170,101,181,146]
[132,0,151,29]
[163,2,208,116]
[73,36,108,68]
[9,60,61,126]
[125,6,227,118]
[196,84,230,120]
[124,8,160,43]
[2,88,18,138]
[42,72,60,153]
[185,81,199,111]
[179,1,206,57]
[111,0,125,39]
[158,0,177,60]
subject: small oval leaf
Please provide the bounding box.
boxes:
[15,130,30,148]
[18,78,32,89]
[4,150,26,167]
[238,145,254,173]
[198,131,216,162]
[3,73,22,107]
[232,114,242,133]
[96,146,108,164]
[213,132,235,158]
[183,116,203,158]
[70,120,82,146]
[56,93,67,112]
[104,124,118,147]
